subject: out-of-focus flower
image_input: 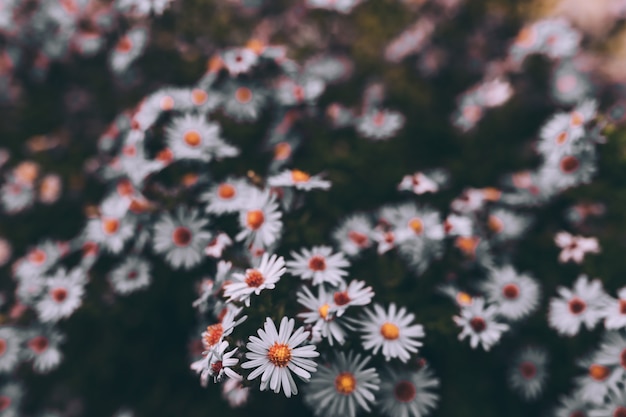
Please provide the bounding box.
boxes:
[377,365,440,417]
[555,231,600,264]
[454,297,509,351]
[548,275,607,336]
[507,347,549,401]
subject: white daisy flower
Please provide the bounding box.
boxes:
[303,351,380,417]
[443,214,474,237]
[331,279,374,317]
[201,305,246,356]
[220,81,267,122]
[221,47,259,75]
[507,347,549,401]
[241,316,319,397]
[453,297,510,351]
[275,75,325,107]
[192,340,241,386]
[14,240,61,280]
[24,327,65,374]
[573,356,621,405]
[397,172,439,195]
[35,268,85,323]
[486,208,532,243]
[377,365,440,417]
[554,394,592,417]
[548,275,607,336]
[268,169,331,191]
[594,332,626,381]
[108,26,148,74]
[380,203,445,243]
[537,113,582,158]
[235,189,283,249]
[221,377,250,408]
[201,178,255,215]
[0,177,35,214]
[0,327,22,373]
[223,253,286,307]
[0,383,22,417]
[555,231,600,264]
[85,195,135,254]
[287,246,350,286]
[356,109,405,141]
[204,233,233,258]
[360,303,424,362]
[602,287,626,330]
[333,214,373,257]
[296,285,351,346]
[165,114,235,162]
[108,256,151,295]
[152,207,212,270]
[480,265,541,321]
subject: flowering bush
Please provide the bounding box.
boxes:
[3,1,626,417]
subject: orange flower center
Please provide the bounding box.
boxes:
[156,148,174,163]
[456,292,473,306]
[308,255,326,271]
[334,372,356,395]
[28,249,47,265]
[502,284,519,300]
[318,303,330,320]
[217,184,236,199]
[380,322,400,340]
[245,269,264,287]
[334,291,351,306]
[246,210,265,230]
[235,87,253,103]
[191,89,208,105]
[348,231,368,247]
[267,342,291,367]
[51,288,68,303]
[556,131,568,145]
[589,364,610,381]
[102,218,120,235]
[488,215,504,233]
[291,169,310,183]
[172,227,192,247]
[571,112,584,127]
[274,142,292,160]
[408,218,423,234]
[184,130,202,147]
[203,324,223,348]
[394,380,416,402]
[160,96,175,111]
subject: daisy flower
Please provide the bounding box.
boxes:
[548,275,607,336]
[303,351,380,417]
[192,340,240,386]
[443,214,474,237]
[204,233,233,258]
[380,202,445,243]
[220,80,267,122]
[296,285,351,346]
[286,246,350,286]
[35,268,85,323]
[507,347,549,401]
[1,177,35,214]
[333,214,373,257]
[486,208,532,243]
[221,377,250,408]
[235,189,283,249]
[0,327,22,373]
[397,172,439,195]
[152,207,212,270]
[108,256,152,295]
[0,383,22,417]
[356,109,405,141]
[275,75,325,107]
[589,390,626,417]
[479,265,541,321]
[165,114,234,162]
[555,231,600,264]
[360,303,424,362]
[201,305,247,357]
[24,327,64,374]
[453,297,510,351]
[109,26,148,74]
[573,356,621,405]
[331,279,375,316]
[85,195,135,254]
[551,61,592,106]
[377,365,440,417]
[201,177,254,214]
[221,47,259,75]
[241,316,319,397]
[594,331,626,381]
[223,253,286,307]
[268,169,331,191]
[554,394,592,417]
[602,287,626,330]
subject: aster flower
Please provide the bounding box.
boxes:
[573,356,621,405]
[35,268,85,323]
[165,114,236,162]
[267,169,331,191]
[192,341,241,386]
[360,303,424,362]
[296,285,351,346]
[397,172,440,195]
[331,279,375,316]
[223,253,286,307]
[241,316,319,397]
[1,177,35,214]
[108,256,151,295]
[0,327,22,373]
[554,394,592,417]
[275,75,325,107]
[377,365,440,417]
[590,390,626,417]
[235,189,283,249]
[507,347,549,401]
[602,287,626,330]
[303,351,380,417]
[85,195,136,254]
[204,233,233,258]
[548,275,607,336]
[201,178,255,214]
[594,331,626,381]
[152,207,212,270]
[287,246,350,286]
[453,297,510,351]
[109,26,148,74]
[486,208,532,243]
[201,305,247,355]
[356,109,405,141]
[555,231,600,264]
[0,383,22,417]
[221,377,250,408]
[479,265,541,321]
[23,327,64,373]
[333,214,373,257]
[220,80,267,122]
[551,61,593,105]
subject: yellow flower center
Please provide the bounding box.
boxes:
[380,322,400,340]
[267,342,291,367]
[291,169,310,183]
[334,372,356,395]
[246,210,265,230]
[408,218,423,234]
[184,130,202,147]
[318,303,330,320]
